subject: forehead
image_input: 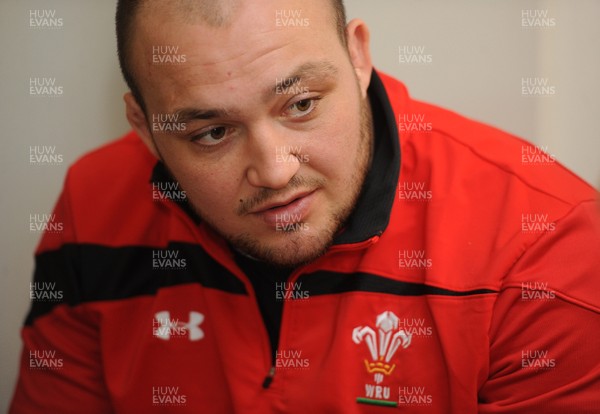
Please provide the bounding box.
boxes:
[137,0,240,28]
[131,0,343,102]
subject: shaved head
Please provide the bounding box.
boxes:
[118,0,374,267]
[116,0,347,111]
[140,0,239,27]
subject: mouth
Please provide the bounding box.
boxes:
[250,190,318,227]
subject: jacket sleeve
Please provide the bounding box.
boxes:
[478,199,600,413]
[9,174,113,414]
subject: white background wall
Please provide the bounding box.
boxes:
[1,0,598,410]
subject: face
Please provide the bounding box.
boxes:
[126,0,374,267]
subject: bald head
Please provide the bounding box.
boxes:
[115,0,347,110]
[140,0,239,27]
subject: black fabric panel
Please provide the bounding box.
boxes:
[148,70,402,247]
[150,162,202,225]
[25,242,247,326]
[233,251,293,362]
[333,70,401,245]
[298,271,497,297]
[25,244,82,326]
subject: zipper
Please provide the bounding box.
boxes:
[233,267,277,391]
[263,235,381,388]
[262,366,276,389]
[261,266,302,390]
[175,201,382,390]
[171,205,277,391]
[261,265,306,389]
[264,234,383,389]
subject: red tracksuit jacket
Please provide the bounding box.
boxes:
[10,71,600,413]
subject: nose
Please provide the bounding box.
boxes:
[245,123,301,189]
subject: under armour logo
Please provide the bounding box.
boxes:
[153,311,204,341]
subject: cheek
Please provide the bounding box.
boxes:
[305,102,363,182]
[172,161,241,221]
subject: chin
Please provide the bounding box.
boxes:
[230,224,335,268]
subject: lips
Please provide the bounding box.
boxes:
[250,190,317,227]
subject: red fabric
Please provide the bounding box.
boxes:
[11,72,600,413]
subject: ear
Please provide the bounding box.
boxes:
[345,19,373,99]
[124,92,160,159]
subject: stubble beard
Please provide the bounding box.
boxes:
[227,96,374,268]
[156,94,374,269]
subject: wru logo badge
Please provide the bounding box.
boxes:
[352,311,412,408]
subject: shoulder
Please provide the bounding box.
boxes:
[67,131,156,189]
[377,71,595,209]
[377,71,599,293]
[60,131,166,246]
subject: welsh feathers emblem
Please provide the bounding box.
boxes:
[352,311,412,377]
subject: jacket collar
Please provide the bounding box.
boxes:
[332,70,400,245]
[150,69,401,245]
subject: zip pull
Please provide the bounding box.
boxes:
[262,366,276,389]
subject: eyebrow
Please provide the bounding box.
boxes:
[268,60,338,99]
[172,60,339,124]
[174,108,234,123]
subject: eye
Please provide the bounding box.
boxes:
[287,98,319,118]
[191,126,228,146]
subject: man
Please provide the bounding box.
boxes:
[10,0,600,412]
